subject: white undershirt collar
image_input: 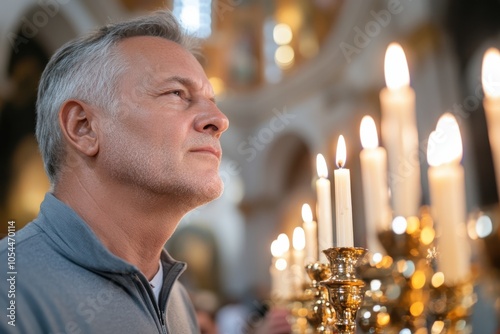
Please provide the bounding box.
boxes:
[149,261,163,303]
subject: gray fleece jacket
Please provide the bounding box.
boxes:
[0,193,200,333]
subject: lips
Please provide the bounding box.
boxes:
[190,146,222,160]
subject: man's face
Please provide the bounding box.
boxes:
[98,36,229,206]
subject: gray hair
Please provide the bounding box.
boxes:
[36,10,199,184]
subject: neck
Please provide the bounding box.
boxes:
[54,173,191,280]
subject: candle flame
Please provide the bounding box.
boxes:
[360,116,379,149]
[293,227,306,251]
[427,113,462,166]
[301,203,313,223]
[277,233,290,252]
[482,47,500,98]
[384,43,410,90]
[270,239,281,257]
[336,135,347,168]
[275,258,287,271]
[316,154,328,178]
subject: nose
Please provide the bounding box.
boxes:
[194,102,229,138]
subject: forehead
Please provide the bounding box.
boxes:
[116,36,208,86]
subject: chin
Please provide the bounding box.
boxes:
[200,178,224,201]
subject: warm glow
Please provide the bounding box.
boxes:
[273,23,293,45]
[427,113,463,166]
[377,313,390,326]
[316,154,328,178]
[270,240,281,257]
[275,45,295,68]
[482,47,500,98]
[301,203,313,223]
[420,226,435,245]
[336,135,347,168]
[432,321,445,333]
[370,279,382,291]
[277,233,290,253]
[384,43,410,90]
[360,116,379,149]
[410,302,424,317]
[275,258,287,271]
[293,227,306,251]
[392,216,407,235]
[406,216,420,234]
[431,272,445,288]
[372,253,383,264]
[411,270,426,289]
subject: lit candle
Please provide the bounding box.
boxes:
[302,203,318,263]
[270,239,282,299]
[334,135,354,247]
[380,43,421,218]
[482,47,500,196]
[427,113,470,285]
[292,227,306,289]
[275,233,291,299]
[316,154,333,261]
[359,116,391,253]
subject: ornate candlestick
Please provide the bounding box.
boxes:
[321,247,367,334]
[428,278,476,334]
[304,262,335,333]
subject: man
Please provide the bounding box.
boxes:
[0,10,228,333]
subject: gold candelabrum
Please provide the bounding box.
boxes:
[304,262,335,333]
[357,210,436,334]
[427,279,476,334]
[295,206,494,333]
[355,207,483,334]
[320,247,368,334]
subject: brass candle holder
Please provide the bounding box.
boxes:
[304,262,335,333]
[428,278,477,334]
[321,247,367,334]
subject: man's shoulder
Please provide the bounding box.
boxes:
[0,221,45,256]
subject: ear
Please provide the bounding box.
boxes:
[59,100,99,157]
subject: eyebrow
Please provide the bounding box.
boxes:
[162,75,217,103]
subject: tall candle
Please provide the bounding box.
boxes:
[359,116,391,253]
[316,154,333,261]
[292,227,306,289]
[276,233,291,299]
[427,113,470,286]
[334,135,354,247]
[482,47,500,197]
[270,239,282,299]
[302,203,318,263]
[380,43,421,218]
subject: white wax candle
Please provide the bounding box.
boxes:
[302,203,318,263]
[427,113,470,286]
[359,116,391,253]
[292,227,306,290]
[272,234,291,299]
[482,48,500,197]
[270,239,281,299]
[316,154,333,261]
[334,135,354,247]
[380,43,421,218]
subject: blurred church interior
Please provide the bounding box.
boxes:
[1,0,500,333]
